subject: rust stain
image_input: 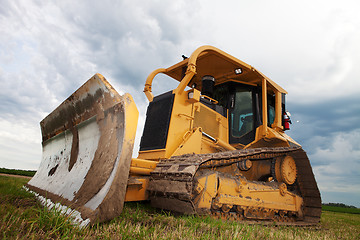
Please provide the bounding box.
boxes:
[68,125,79,172]
[40,74,121,143]
[72,103,125,221]
[28,102,129,224]
[28,74,137,224]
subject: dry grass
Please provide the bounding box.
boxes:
[1,175,359,239]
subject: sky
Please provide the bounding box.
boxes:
[0,0,359,207]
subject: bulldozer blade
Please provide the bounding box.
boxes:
[26,73,138,225]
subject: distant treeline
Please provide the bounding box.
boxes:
[0,168,36,177]
[323,202,358,209]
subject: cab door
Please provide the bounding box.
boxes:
[228,84,261,145]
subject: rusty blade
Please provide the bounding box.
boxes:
[26,73,139,225]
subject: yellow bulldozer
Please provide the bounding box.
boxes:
[26,46,321,226]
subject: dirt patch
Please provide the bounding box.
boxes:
[0,173,31,179]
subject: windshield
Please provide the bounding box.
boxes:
[230,88,254,138]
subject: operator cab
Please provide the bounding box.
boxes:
[204,77,285,146]
[206,81,257,145]
[142,46,292,153]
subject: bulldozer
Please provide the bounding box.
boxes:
[26,46,321,226]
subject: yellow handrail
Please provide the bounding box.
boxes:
[143,68,167,102]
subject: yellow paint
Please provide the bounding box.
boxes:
[125,178,149,201]
[272,91,283,130]
[143,68,167,102]
[125,45,302,206]
[261,78,268,137]
[216,176,302,212]
[193,172,218,210]
[172,128,202,156]
[192,170,303,213]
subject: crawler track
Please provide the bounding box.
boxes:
[148,147,321,225]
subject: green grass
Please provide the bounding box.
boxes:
[0,175,85,239]
[322,205,360,214]
[1,174,360,239]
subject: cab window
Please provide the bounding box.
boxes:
[230,88,254,138]
[268,94,275,127]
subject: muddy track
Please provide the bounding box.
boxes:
[148,147,321,226]
[290,149,322,223]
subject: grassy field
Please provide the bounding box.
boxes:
[322,205,360,214]
[1,175,359,240]
[0,167,36,177]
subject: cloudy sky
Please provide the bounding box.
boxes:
[1,0,359,207]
